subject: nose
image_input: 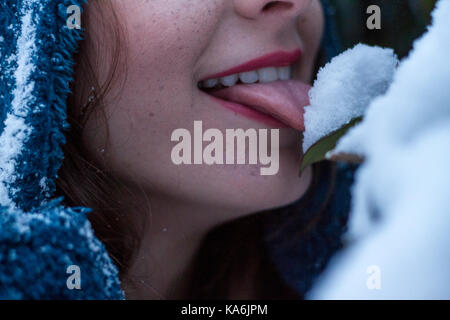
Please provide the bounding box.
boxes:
[233,0,312,20]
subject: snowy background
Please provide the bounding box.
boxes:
[307,0,450,299]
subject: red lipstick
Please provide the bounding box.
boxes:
[203,49,302,81]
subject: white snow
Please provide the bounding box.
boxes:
[302,44,398,152]
[310,0,450,299]
[0,3,37,207]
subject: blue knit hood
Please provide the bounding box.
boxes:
[0,0,345,300]
[0,0,123,299]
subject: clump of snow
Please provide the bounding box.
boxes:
[302,44,398,152]
[310,0,450,299]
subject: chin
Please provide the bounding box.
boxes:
[197,155,311,216]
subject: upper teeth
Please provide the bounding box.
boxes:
[200,66,291,89]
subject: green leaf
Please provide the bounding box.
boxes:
[300,116,363,172]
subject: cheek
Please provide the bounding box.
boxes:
[119,0,225,84]
[89,1,227,180]
[298,0,324,43]
[108,0,226,128]
[296,0,324,80]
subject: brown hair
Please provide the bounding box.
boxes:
[56,1,145,274]
[56,1,337,299]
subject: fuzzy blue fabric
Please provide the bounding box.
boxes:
[0,0,123,299]
[0,0,349,299]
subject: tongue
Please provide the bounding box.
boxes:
[211,80,311,131]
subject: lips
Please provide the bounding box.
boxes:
[204,50,303,80]
[208,80,311,131]
[199,50,311,131]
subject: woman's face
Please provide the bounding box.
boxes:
[83,0,324,218]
